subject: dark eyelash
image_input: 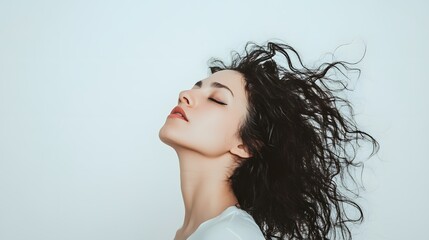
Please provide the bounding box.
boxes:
[209,98,227,105]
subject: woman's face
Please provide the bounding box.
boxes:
[159,70,249,158]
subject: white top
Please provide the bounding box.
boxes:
[187,205,265,240]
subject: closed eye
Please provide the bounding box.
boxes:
[209,98,227,105]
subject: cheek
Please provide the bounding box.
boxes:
[197,110,238,134]
[188,111,240,152]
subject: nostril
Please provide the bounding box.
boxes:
[178,95,190,105]
[183,96,190,105]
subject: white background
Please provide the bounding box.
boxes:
[1,0,428,239]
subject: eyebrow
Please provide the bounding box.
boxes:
[193,80,234,97]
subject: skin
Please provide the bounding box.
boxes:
[158,70,252,240]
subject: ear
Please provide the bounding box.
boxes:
[230,143,252,159]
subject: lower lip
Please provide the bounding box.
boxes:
[167,114,187,121]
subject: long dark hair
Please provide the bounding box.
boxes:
[209,42,379,240]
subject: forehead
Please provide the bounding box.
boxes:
[205,70,246,95]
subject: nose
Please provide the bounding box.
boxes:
[178,90,192,106]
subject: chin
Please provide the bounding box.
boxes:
[159,128,200,156]
[158,126,172,145]
[158,125,184,149]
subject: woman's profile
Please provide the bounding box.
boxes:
[158,41,379,240]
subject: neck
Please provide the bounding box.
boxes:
[175,149,239,238]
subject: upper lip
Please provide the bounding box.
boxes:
[170,106,188,121]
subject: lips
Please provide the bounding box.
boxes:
[169,106,188,121]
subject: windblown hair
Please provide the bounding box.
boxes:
[209,42,379,240]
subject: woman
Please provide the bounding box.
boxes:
[158,42,379,240]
